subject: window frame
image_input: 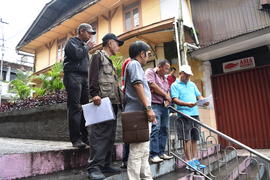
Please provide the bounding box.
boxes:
[123,0,142,32]
[56,38,66,62]
[89,20,98,44]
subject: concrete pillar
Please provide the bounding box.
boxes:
[5,67,10,82]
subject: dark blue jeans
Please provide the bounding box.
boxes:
[150,104,169,158]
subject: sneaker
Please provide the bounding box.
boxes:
[193,159,206,169]
[150,156,164,163]
[186,160,199,171]
[72,140,86,149]
[159,154,173,160]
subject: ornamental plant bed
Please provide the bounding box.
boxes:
[0,90,67,113]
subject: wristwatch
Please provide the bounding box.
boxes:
[145,105,152,111]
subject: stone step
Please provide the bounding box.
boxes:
[21,158,176,180]
[211,156,250,179]
[0,137,122,180]
[174,144,220,169]
[16,144,219,180]
[201,149,238,176]
[156,147,236,180]
[239,161,266,180]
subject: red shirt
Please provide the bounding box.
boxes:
[121,58,132,91]
[167,74,176,87]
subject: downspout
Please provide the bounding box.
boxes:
[175,0,200,69]
[174,0,187,71]
[33,50,37,73]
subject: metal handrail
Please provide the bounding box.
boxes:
[167,106,270,163]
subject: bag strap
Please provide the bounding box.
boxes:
[123,61,131,94]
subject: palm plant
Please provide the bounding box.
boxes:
[31,62,64,96]
[9,70,32,99]
[110,54,123,79]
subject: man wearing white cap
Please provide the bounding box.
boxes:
[170,65,208,171]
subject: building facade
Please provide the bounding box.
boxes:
[190,0,270,148]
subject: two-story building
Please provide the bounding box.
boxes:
[17,0,270,149]
[16,0,198,72]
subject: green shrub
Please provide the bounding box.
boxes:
[9,70,32,99]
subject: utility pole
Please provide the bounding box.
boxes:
[0,18,8,105]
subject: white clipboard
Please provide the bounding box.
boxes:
[82,97,115,126]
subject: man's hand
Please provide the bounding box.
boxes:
[92,96,101,106]
[146,109,156,123]
[187,102,196,108]
[164,94,172,103]
[86,40,96,49]
[164,100,170,107]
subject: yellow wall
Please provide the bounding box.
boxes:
[36,45,49,72]
[155,43,165,60]
[98,16,109,43]
[189,57,203,82]
[141,0,161,26]
[50,42,58,65]
[111,6,124,36]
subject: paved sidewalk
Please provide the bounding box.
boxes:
[0,137,75,155]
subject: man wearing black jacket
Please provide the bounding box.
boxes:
[63,23,96,148]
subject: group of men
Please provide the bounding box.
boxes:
[63,23,208,180]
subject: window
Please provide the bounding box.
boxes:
[90,21,98,44]
[10,73,16,81]
[57,38,66,62]
[123,1,141,31]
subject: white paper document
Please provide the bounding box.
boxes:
[196,95,212,106]
[82,97,115,126]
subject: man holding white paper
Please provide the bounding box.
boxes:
[88,33,124,180]
[170,65,209,171]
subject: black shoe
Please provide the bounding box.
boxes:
[120,162,127,169]
[82,137,90,145]
[72,140,86,149]
[101,166,121,173]
[82,139,90,146]
[88,170,105,180]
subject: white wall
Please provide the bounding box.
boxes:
[160,0,177,20]
[160,0,194,28]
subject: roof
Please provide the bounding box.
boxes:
[191,26,270,61]
[16,0,98,51]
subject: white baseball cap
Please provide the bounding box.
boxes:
[180,65,193,76]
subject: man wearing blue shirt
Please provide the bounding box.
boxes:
[170,65,208,170]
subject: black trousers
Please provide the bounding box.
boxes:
[87,104,118,172]
[122,143,129,163]
[63,72,89,143]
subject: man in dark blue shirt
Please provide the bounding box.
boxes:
[63,23,96,148]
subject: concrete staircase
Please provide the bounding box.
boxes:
[0,137,269,180]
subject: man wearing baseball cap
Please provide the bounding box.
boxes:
[87,33,124,180]
[63,23,96,148]
[170,64,208,171]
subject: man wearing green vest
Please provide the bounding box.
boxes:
[88,33,124,180]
